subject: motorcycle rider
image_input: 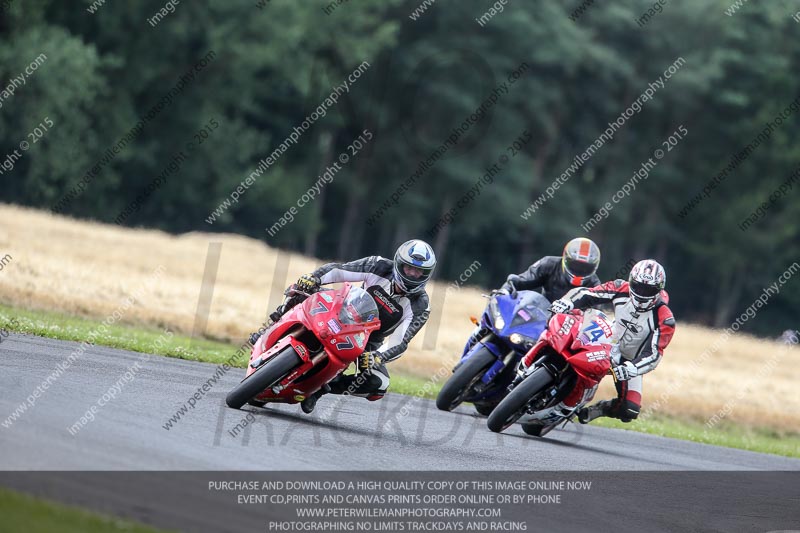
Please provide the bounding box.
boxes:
[465,238,602,351]
[525,259,675,424]
[501,237,602,301]
[262,239,436,414]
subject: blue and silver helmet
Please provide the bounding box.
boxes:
[393,239,436,294]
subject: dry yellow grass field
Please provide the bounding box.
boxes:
[0,203,797,431]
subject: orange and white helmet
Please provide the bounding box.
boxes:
[628,259,666,311]
[561,237,601,286]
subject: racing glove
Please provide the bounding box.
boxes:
[295,274,320,293]
[358,351,382,375]
[612,361,638,381]
[550,298,574,314]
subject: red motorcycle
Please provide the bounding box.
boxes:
[487,308,613,436]
[225,283,388,411]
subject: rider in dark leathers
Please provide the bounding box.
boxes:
[261,239,437,413]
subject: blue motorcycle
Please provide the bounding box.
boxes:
[436,289,550,415]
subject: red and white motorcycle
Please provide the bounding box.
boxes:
[487,308,613,436]
[226,283,393,411]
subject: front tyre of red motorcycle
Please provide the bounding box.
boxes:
[225,347,302,409]
[486,367,553,433]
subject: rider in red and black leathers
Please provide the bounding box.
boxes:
[549,259,676,423]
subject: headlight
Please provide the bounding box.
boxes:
[509,333,535,347]
[489,297,504,330]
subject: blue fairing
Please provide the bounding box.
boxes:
[457,291,550,403]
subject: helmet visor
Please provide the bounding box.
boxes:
[402,264,428,280]
[630,281,660,298]
[564,258,596,277]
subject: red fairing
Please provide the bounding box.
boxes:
[521,309,611,384]
[245,283,381,404]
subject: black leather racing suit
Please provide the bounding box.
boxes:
[501,256,600,302]
[309,256,431,399]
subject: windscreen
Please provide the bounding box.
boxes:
[510,291,550,328]
[338,287,379,325]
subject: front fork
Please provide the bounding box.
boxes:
[510,338,550,388]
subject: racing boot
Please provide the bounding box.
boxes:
[300,384,331,414]
[577,399,613,424]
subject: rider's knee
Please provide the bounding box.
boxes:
[362,373,389,395]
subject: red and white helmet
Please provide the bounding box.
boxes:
[628,259,666,312]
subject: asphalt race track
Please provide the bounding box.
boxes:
[2,333,800,533]
[2,333,798,471]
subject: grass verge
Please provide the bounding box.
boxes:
[593,414,799,459]
[1,304,797,458]
[0,487,173,533]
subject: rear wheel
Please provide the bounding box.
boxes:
[225,347,301,409]
[487,367,553,433]
[435,348,496,412]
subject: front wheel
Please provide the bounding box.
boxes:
[435,347,496,412]
[487,367,553,433]
[225,347,301,409]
